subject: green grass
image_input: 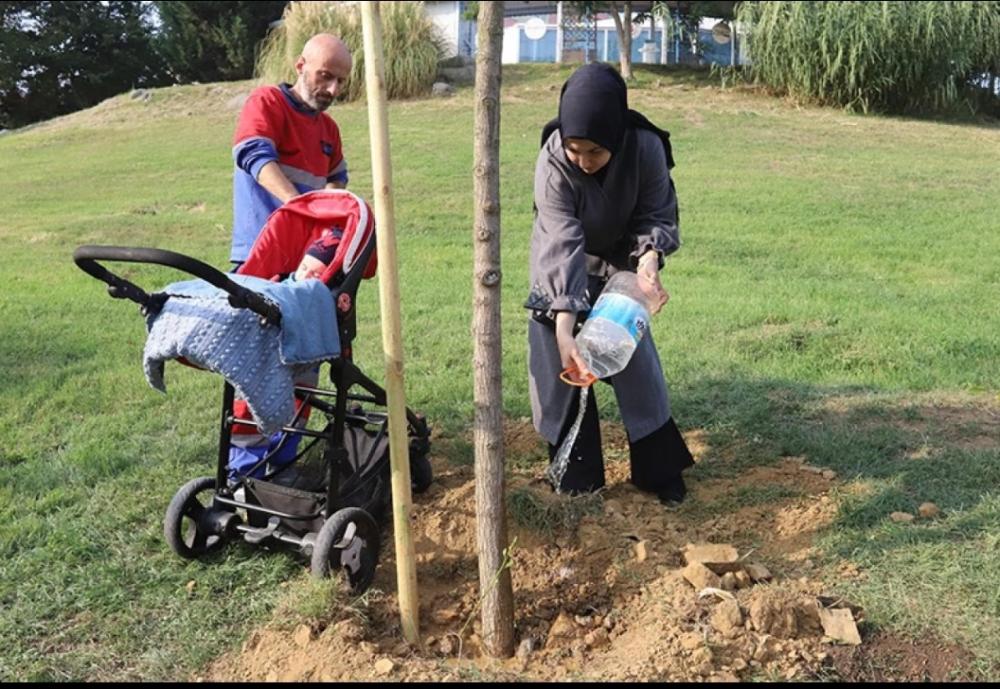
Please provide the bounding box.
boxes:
[1,64,999,680]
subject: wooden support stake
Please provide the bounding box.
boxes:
[472,0,515,658]
[359,1,419,646]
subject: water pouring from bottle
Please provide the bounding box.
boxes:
[549,271,661,491]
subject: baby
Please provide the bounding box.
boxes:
[293,227,343,282]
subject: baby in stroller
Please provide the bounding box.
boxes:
[74,189,432,594]
[226,226,360,484]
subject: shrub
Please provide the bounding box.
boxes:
[736,1,1000,115]
[255,1,446,101]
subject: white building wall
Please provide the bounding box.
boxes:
[425,1,461,58]
[502,26,522,64]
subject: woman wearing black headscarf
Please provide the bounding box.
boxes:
[525,62,694,504]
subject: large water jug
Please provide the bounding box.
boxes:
[547,271,656,491]
[575,271,654,380]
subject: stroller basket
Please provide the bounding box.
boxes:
[74,190,432,594]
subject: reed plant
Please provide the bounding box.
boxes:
[255,1,445,101]
[736,1,1000,115]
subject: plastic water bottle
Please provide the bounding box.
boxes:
[548,271,656,492]
[575,271,654,380]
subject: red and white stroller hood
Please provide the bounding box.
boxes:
[237,189,377,284]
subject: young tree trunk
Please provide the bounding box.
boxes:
[471,0,515,659]
[609,1,633,79]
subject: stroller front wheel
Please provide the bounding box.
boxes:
[164,476,233,559]
[311,507,379,593]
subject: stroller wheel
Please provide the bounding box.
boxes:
[164,476,231,559]
[311,507,379,593]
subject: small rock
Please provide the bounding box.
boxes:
[817,607,862,646]
[690,646,714,675]
[682,562,723,590]
[679,632,703,650]
[734,570,753,589]
[683,543,740,568]
[749,597,798,639]
[710,599,744,637]
[374,658,394,676]
[720,572,738,591]
[333,619,365,642]
[432,81,455,97]
[584,628,611,648]
[635,540,649,563]
[293,624,314,648]
[516,637,535,660]
[731,658,748,671]
[546,611,578,648]
[890,511,915,523]
[744,563,773,582]
[185,580,197,595]
[822,470,837,480]
[918,502,940,518]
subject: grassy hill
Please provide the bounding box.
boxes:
[0,64,998,681]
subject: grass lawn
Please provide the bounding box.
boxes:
[0,64,998,680]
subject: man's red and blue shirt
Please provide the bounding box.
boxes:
[231,83,348,262]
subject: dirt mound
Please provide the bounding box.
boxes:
[200,420,895,681]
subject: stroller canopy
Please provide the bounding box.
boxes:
[238,189,377,285]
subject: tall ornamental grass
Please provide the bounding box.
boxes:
[255,1,445,101]
[736,1,1000,115]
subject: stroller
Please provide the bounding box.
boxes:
[74,189,432,594]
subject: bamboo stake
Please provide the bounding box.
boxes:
[359,1,419,646]
[471,0,514,658]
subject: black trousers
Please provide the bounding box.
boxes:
[548,385,694,495]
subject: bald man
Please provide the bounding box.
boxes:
[230,34,353,264]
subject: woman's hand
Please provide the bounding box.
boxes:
[637,250,669,314]
[555,311,592,381]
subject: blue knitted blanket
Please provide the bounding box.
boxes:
[143,275,339,434]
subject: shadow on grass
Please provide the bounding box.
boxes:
[678,375,1000,556]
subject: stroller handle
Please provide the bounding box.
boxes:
[73,245,282,327]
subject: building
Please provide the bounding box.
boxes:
[424,1,744,66]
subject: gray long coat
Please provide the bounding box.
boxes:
[526,127,681,445]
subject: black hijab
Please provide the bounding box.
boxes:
[541,62,675,169]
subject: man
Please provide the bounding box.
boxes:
[230,33,353,264]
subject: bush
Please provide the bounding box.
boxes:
[736,1,1000,115]
[255,1,446,101]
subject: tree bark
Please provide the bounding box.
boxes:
[609,1,633,79]
[471,0,514,659]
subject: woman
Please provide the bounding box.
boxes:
[525,62,694,504]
